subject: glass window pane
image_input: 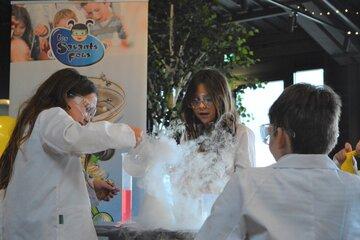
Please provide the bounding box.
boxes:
[293,69,324,86]
[241,81,284,167]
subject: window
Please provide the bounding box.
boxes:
[293,69,324,85]
[241,81,284,167]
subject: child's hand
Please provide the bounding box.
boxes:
[356,140,360,156]
[34,24,49,37]
[130,126,143,146]
[334,142,353,165]
[39,38,49,51]
[93,179,119,201]
[102,39,113,49]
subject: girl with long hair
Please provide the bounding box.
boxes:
[0,68,142,240]
[180,68,255,171]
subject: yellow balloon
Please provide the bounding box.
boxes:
[0,116,16,157]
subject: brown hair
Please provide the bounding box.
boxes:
[53,9,78,28]
[12,6,33,48]
[269,83,342,154]
[180,68,238,140]
[0,68,97,189]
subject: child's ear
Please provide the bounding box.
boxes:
[85,19,94,27]
[277,128,293,154]
[67,19,75,28]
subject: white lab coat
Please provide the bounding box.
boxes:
[196,154,360,240]
[232,123,256,169]
[2,107,135,240]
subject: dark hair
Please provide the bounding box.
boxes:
[0,68,97,189]
[12,5,33,49]
[71,23,88,33]
[180,68,238,140]
[269,83,341,154]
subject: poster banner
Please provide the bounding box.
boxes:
[9,0,148,223]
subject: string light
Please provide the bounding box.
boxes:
[293,5,359,37]
[294,5,360,17]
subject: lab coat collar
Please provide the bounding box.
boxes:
[272,154,338,170]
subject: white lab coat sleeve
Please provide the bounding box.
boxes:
[38,107,136,155]
[234,124,256,169]
[196,173,246,240]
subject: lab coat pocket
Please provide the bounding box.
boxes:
[58,206,97,240]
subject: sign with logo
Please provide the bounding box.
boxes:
[50,20,105,67]
[10,0,148,223]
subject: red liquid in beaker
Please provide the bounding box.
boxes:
[121,189,132,222]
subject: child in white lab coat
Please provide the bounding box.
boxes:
[197,83,360,240]
[0,68,142,240]
[180,68,255,172]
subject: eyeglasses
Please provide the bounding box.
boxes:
[69,94,97,121]
[260,123,296,145]
[190,96,214,109]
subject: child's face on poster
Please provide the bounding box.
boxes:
[11,16,26,38]
[82,3,111,22]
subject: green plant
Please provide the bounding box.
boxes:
[148,0,260,133]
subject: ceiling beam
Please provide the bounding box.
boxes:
[319,0,360,33]
[218,0,249,13]
[230,8,288,23]
[261,0,344,32]
[232,51,325,81]
[253,38,319,58]
[260,0,359,65]
[249,30,310,45]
